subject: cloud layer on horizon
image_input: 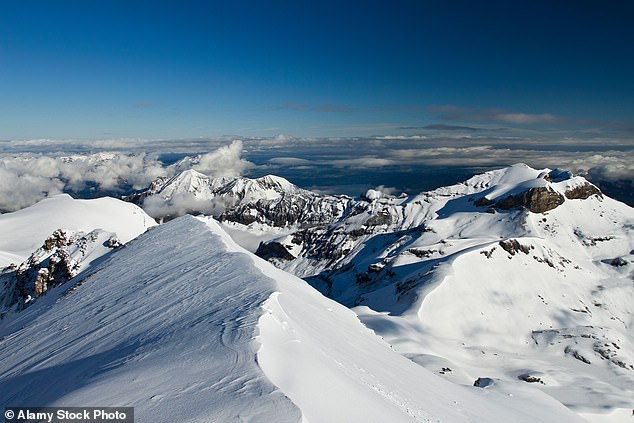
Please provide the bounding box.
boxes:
[0,135,632,213]
[0,140,251,212]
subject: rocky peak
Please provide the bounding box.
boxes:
[564,182,602,200]
[474,168,602,214]
[1,229,121,313]
[492,186,566,213]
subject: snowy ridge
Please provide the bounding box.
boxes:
[0,216,300,422]
[0,215,586,422]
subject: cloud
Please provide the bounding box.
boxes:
[187,140,253,177]
[0,141,254,212]
[564,154,634,181]
[374,185,399,195]
[493,113,559,124]
[402,124,481,131]
[277,103,354,112]
[1,135,633,213]
[257,134,297,147]
[142,193,235,220]
[328,157,396,168]
[428,105,564,125]
[268,157,312,166]
[0,160,65,212]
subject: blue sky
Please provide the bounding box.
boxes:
[1,1,633,139]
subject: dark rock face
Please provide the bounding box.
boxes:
[546,169,574,182]
[494,187,565,213]
[1,243,76,312]
[220,194,348,228]
[499,239,532,255]
[474,197,494,207]
[16,249,74,298]
[475,178,601,214]
[1,229,111,312]
[609,257,628,267]
[365,211,392,226]
[255,241,296,261]
[518,374,544,384]
[106,236,123,249]
[43,229,68,250]
[473,377,494,387]
[564,183,602,200]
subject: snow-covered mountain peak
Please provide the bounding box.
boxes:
[0,195,156,313]
[478,164,599,203]
[133,170,349,226]
[422,163,602,215]
[255,174,297,191]
[155,168,214,199]
[218,174,301,202]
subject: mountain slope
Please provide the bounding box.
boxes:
[0,215,585,423]
[131,170,351,228]
[0,216,300,423]
[254,164,634,420]
[0,194,156,267]
[0,195,156,313]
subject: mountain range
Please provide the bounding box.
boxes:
[1,164,632,422]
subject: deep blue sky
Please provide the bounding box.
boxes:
[1,1,633,139]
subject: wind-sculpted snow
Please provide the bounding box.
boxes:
[0,215,586,422]
[0,216,300,422]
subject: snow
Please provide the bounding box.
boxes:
[0,216,300,423]
[1,164,632,422]
[219,220,295,252]
[256,164,633,421]
[0,194,156,267]
[0,215,587,422]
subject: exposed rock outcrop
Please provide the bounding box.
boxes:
[564,183,602,200]
[499,239,532,256]
[494,187,565,213]
[255,241,297,261]
[1,229,117,312]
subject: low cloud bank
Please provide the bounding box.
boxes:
[1,135,632,213]
[142,194,237,220]
[0,141,251,212]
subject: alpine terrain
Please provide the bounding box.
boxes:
[0,164,631,422]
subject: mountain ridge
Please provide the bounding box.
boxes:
[1,164,631,421]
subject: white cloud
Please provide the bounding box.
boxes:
[0,162,64,212]
[191,140,253,177]
[564,154,634,181]
[268,157,312,166]
[0,142,254,212]
[494,113,559,124]
[142,193,234,220]
[328,157,396,168]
